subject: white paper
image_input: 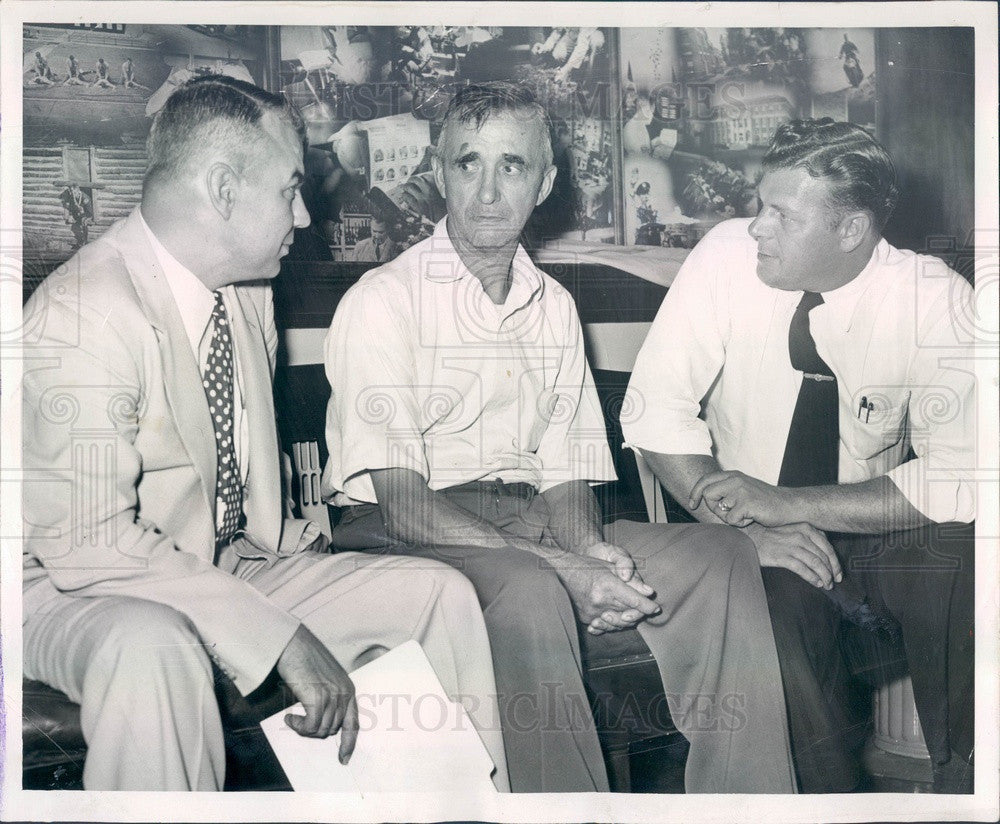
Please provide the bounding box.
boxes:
[259,640,497,794]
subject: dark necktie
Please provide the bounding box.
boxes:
[778,291,839,487]
[203,292,242,550]
[778,292,901,641]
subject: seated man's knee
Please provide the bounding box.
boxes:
[431,561,485,609]
[488,553,571,621]
[693,524,759,574]
[91,599,212,685]
[760,566,836,620]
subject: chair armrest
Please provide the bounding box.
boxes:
[628,446,669,524]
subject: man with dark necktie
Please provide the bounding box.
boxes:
[323,81,797,794]
[625,119,975,793]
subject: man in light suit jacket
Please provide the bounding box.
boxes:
[21,75,509,792]
[350,218,399,263]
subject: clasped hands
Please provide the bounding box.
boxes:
[555,541,662,636]
[688,470,843,590]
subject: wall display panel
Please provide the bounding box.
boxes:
[278,25,621,261]
[21,23,972,277]
[618,27,877,250]
[21,24,269,267]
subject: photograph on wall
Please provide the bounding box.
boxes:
[618,27,875,248]
[803,29,876,128]
[279,25,620,259]
[21,23,268,271]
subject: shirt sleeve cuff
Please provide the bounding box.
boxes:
[337,439,430,504]
[886,460,976,524]
[622,418,715,458]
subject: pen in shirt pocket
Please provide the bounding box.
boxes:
[857,395,874,422]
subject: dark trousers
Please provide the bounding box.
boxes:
[763,522,974,792]
[332,483,797,793]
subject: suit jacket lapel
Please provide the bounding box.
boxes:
[230,286,282,552]
[114,209,217,526]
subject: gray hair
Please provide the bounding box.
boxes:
[145,74,306,193]
[437,81,553,167]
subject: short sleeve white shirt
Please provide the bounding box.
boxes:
[624,218,977,524]
[323,218,616,505]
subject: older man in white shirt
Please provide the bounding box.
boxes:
[324,81,798,795]
[625,118,976,793]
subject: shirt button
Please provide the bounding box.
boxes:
[511,437,519,448]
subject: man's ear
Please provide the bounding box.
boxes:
[838,210,872,253]
[430,153,446,199]
[206,162,238,220]
[536,164,557,207]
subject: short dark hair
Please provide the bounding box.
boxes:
[438,81,553,167]
[145,74,306,192]
[762,118,899,230]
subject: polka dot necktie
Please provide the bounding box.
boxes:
[203,292,243,549]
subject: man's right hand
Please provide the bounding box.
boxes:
[744,522,843,589]
[276,624,359,764]
[551,551,661,634]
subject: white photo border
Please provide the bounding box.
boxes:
[2,2,997,822]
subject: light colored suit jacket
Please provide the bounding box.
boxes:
[22,208,314,694]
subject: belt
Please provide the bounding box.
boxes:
[449,478,538,504]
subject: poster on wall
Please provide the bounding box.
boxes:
[21,24,268,269]
[279,25,620,261]
[618,27,876,248]
[803,29,876,127]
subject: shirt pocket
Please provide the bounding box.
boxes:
[842,390,910,460]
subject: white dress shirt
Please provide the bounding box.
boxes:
[625,218,976,524]
[139,212,250,526]
[323,218,616,506]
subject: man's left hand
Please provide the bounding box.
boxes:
[688,470,797,528]
[582,541,654,634]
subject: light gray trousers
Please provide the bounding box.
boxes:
[23,549,510,791]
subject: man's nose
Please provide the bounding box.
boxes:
[477,169,499,205]
[747,211,768,240]
[293,190,311,229]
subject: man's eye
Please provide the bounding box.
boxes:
[502,164,523,175]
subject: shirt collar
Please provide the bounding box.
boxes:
[138,208,217,354]
[816,238,888,333]
[423,217,544,315]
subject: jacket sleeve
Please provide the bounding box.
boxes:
[22,288,299,695]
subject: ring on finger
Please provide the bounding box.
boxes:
[717,500,732,511]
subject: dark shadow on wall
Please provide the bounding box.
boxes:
[877,28,975,281]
